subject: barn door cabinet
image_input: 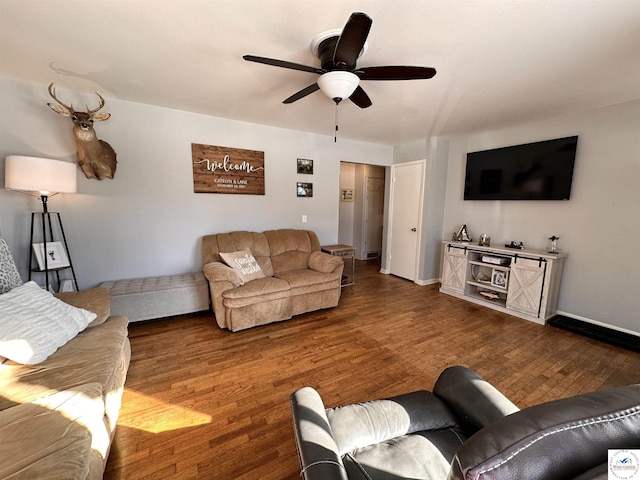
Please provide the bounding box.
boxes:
[439,241,567,325]
[441,245,468,294]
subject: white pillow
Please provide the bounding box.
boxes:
[0,281,96,364]
[219,248,265,285]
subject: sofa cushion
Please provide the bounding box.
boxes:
[275,268,341,296]
[0,382,108,480]
[204,231,274,277]
[220,248,266,285]
[55,287,111,328]
[0,281,96,364]
[343,430,463,480]
[0,316,130,411]
[265,229,318,273]
[222,277,290,308]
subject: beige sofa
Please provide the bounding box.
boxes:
[202,229,344,331]
[0,286,130,479]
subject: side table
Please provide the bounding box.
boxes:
[321,244,355,287]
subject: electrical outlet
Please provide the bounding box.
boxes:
[302,214,307,223]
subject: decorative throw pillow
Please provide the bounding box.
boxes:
[219,248,265,285]
[0,238,23,294]
[0,281,96,364]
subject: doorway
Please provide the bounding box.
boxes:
[338,162,386,261]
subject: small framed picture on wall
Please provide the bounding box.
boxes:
[341,188,354,202]
[297,182,313,197]
[297,158,313,175]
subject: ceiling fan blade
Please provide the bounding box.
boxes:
[243,55,324,75]
[357,66,437,80]
[283,83,320,104]
[333,12,372,70]
[349,86,372,109]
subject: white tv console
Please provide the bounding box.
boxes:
[439,241,567,325]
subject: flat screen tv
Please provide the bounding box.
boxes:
[464,136,578,200]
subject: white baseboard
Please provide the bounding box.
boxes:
[556,310,640,338]
[378,269,438,287]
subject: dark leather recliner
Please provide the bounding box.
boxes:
[290,366,640,480]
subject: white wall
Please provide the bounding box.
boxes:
[391,139,449,284]
[338,162,356,246]
[442,100,640,334]
[0,77,393,288]
[422,138,449,282]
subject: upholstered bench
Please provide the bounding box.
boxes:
[99,272,209,322]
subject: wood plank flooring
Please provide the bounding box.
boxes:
[104,260,640,479]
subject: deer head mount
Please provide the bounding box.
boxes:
[47,83,117,180]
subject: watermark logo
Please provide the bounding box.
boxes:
[609,450,640,479]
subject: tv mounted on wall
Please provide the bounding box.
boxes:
[464,136,578,200]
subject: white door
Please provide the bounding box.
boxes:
[387,160,425,281]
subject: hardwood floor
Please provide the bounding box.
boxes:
[104,260,640,479]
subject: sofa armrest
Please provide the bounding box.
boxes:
[55,287,112,328]
[290,387,348,480]
[433,366,519,435]
[449,384,640,480]
[308,251,344,274]
[203,262,240,329]
[203,261,242,286]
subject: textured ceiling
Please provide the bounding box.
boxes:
[1,0,640,145]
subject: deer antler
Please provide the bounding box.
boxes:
[47,83,73,113]
[86,92,106,115]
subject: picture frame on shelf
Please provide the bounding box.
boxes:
[341,188,354,202]
[32,241,70,271]
[491,269,508,288]
[296,182,313,197]
[297,158,313,175]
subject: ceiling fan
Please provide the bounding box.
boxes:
[243,12,436,108]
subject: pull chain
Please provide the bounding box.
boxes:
[334,102,339,143]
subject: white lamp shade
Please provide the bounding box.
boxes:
[5,155,77,195]
[317,71,360,101]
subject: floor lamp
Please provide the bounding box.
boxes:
[4,155,78,291]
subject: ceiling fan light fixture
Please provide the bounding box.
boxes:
[317,71,359,103]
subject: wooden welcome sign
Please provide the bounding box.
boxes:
[192,143,265,195]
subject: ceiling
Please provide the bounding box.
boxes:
[2,0,640,146]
